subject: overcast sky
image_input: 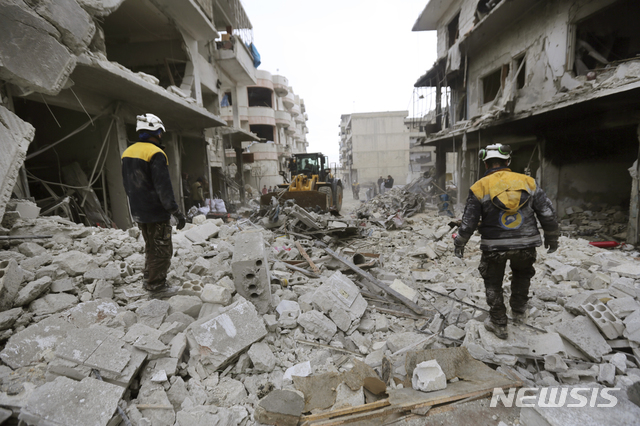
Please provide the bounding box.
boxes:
[240,0,437,165]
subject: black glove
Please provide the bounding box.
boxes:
[453,235,467,259]
[172,211,186,230]
[545,238,558,254]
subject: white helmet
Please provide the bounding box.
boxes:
[136,113,165,132]
[479,143,511,161]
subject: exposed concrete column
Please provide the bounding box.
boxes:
[105,114,132,229]
[232,86,241,129]
[435,140,447,192]
[626,124,640,244]
[164,134,182,209]
[436,82,442,130]
[235,147,245,204]
[178,31,203,106]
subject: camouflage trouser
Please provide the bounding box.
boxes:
[478,248,537,325]
[138,221,173,290]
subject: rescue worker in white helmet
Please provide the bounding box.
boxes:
[121,113,186,296]
[453,143,559,339]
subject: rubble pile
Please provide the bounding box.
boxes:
[0,201,638,425]
[559,204,629,240]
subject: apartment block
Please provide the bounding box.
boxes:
[413,0,640,241]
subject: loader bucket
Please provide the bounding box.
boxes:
[260,190,330,211]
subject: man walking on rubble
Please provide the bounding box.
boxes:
[453,143,559,339]
[121,113,186,295]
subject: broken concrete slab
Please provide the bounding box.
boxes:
[137,299,170,329]
[555,316,612,361]
[297,310,337,342]
[168,295,203,319]
[254,389,304,426]
[607,296,640,319]
[17,242,46,257]
[124,323,168,357]
[310,271,368,332]
[29,292,78,316]
[184,221,219,243]
[0,259,24,311]
[28,0,96,54]
[19,376,124,426]
[0,307,22,331]
[13,276,52,306]
[200,284,232,305]
[53,250,97,276]
[0,106,35,222]
[185,299,267,373]
[137,382,176,426]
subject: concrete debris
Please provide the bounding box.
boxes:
[0,199,639,424]
[412,359,447,392]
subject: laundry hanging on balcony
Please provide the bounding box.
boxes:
[246,42,261,68]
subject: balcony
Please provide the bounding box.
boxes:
[212,37,257,86]
[283,90,295,109]
[275,110,291,127]
[153,0,217,41]
[273,75,289,97]
[289,104,301,117]
[220,105,249,122]
[247,106,276,126]
[294,113,304,124]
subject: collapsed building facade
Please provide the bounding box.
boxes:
[412,0,640,242]
[0,0,309,229]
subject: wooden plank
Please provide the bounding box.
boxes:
[300,399,390,424]
[296,241,320,274]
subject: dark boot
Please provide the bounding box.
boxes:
[484,318,508,340]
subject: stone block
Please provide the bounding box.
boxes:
[297,310,337,342]
[310,271,367,332]
[185,299,267,372]
[608,296,640,319]
[175,406,240,426]
[53,250,96,276]
[93,280,113,299]
[12,200,40,219]
[200,284,232,305]
[610,352,628,374]
[17,242,46,257]
[543,354,568,373]
[555,316,612,361]
[276,300,300,329]
[83,264,121,283]
[248,342,276,373]
[386,332,426,353]
[0,307,22,331]
[263,314,278,332]
[231,231,271,314]
[168,295,203,319]
[184,222,219,243]
[50,277,77,293]
[390,279,419,303]
[598,363,616,386]
[19,376,123,426]
[412,359,447,392]
[56,327,130,375]
[208,377,247,407]
[13,276,51,307]
[254,389,304,426]
[0,259,23,311]
[137,382,175,426]
[188,257,210,275]
[623,310,640,344]
[582,301,624,339]
[552,265,581,282]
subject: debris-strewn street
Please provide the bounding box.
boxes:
[0,186,639,425]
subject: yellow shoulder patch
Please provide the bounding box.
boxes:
[122,142,168,165]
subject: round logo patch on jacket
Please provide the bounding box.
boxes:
[500,211,523,229]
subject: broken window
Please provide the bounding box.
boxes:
[481,68,502,104]
[573,0,640,75]
[221,91,232,107]
[250,125,274,141]
[447,12,460,48]
[514,54,526,89]
[247,87,273,108]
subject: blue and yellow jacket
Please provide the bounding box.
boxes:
[457,168,558,251]
[121,142,179,223]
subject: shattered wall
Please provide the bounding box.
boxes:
[0,106,35,223]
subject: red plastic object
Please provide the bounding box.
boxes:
[589,241,620,248]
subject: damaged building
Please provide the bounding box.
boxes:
[412,0,640,242]
[0,0,308,229]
